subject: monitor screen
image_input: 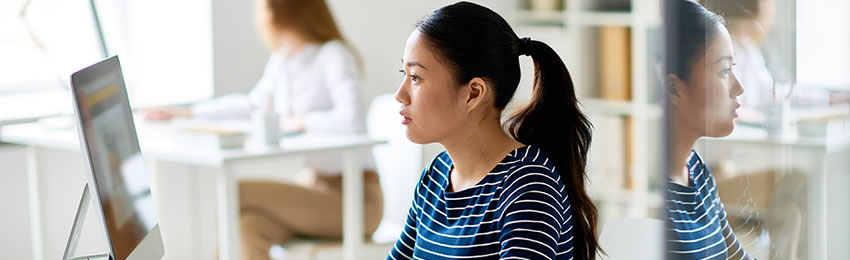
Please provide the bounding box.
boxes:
[71,56,157,260]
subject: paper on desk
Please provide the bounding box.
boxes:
[169,118,252,135]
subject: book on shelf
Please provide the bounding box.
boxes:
[587,114,628,190]
[589,0,631,11]
[623,116,634,189]
[599,26,632,101]
[524,0,563,12]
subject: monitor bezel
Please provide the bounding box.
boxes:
[68,55,163,260]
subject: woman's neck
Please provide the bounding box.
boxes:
[279,31,317,56]
[442,117,524,192]
[669,118,700,186]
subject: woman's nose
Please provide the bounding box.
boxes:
[394,82,409,105]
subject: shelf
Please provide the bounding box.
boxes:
[509,0,664,219]
[580,98,661,118]
[515,10,565,27]
[575,12,633,27]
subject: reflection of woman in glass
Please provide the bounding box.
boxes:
[701,0,778,124]
[698,1,811,258]
[664,0,750,259]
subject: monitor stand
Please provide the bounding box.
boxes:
[63,183,112,260]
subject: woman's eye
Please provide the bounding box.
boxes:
[410,75,420,82]
[720,68,731,77]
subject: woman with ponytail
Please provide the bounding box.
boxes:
[387,2,599,259]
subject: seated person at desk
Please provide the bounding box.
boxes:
[664,0,751,259]
[699,0,849,125]
[387,2,600,259]
[143,0,382,259]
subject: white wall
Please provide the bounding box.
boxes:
[0,146,33,259]
[328,0,509,106]
[207,0,511,111]
[211,0,270,96]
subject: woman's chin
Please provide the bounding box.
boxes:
[706,121,735,138]
[405,129,431,145]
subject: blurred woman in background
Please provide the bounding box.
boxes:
[143,0,382,259]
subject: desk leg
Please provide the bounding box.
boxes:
[342,149,364,260]
[809,152,828,260]
[216,164,240,260]
[27,146,44,260]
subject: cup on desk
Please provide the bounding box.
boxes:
[250,110,281,148]
[765,86,793,139]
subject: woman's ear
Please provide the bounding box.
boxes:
[666,74,685,108]
[461,77,489,113]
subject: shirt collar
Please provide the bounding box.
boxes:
[277,41,323,66]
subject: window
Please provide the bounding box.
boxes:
[0,0,103,93]
[0,0,213,121]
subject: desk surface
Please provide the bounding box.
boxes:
[0,118,384,167]
[705,124,850,153]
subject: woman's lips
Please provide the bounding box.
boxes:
[400,111,412,125]
[732,102,741,118]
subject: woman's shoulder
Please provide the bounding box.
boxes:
[688,150,716,181]
[316,40,357,61]
[505,145,556,174]
[499,145,562,192]
[315,40,361,77]
[416,151,452,185]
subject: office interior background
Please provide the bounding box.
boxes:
[1,0,848,259]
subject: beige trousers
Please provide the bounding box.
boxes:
[238,169,383,260]
[717,169,807,260]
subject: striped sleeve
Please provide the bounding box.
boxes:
[388,164,431,260]
[498,166,567,260]
[387,201,418,260]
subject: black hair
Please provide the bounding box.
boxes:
[666,0,725,82]
[416,2,599,259]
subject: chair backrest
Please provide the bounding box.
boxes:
[365,93,423,243]
[598,218,664,259]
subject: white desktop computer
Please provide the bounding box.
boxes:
[64,56,164,260]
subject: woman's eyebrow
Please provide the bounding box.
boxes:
[402,59,429,70]
[714,55,733,64]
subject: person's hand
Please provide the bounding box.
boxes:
[280,117,305,134]
[829,92,850,105]
[141,106,192,121]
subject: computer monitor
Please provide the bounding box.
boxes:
[68,56,163,260]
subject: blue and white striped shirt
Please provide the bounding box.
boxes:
[387,145,575,260]
[666,150,750,260]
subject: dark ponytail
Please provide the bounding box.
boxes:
[417,2,599,259]
[508,39,599,260]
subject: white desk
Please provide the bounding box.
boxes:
[0,119,384,260]
[699,125,850,260]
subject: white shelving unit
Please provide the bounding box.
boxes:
[504,0,664,221]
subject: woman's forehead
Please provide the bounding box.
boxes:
[403,31,446,72]
[707,25,735,63]
[403,31,431,65]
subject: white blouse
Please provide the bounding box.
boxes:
[734,35,829,123]
[191,40,374,174]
